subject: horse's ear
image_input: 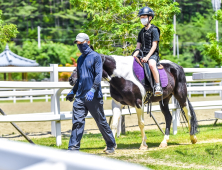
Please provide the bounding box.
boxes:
[90,45,94,51]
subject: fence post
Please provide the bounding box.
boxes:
[204,82,206,97]
[189,83,191,98]
[30,89,33,103]
[121,115,126,135]
[50,64,60,141]
[172,95,180,135]
[220,81,222,98]
[45,89,48,102]
[117,115,122,137]
[61,94,64,101]
[13,89,16,103]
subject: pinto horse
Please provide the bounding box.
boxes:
[69,54,198,149]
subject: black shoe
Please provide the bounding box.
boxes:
[105,146,115,154]
[103,144,117,152]
[154,84,163,96]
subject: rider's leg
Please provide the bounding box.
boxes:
[148,59,162,96]
[148,59,159,83]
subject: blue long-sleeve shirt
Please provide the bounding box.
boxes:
[72,47,103,99]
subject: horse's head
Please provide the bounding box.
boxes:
[69,68,77,86]
[100,54,116,81]
[68,54,116,86]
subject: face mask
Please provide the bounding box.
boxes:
[77,43,89,54]
[140,18,149,25]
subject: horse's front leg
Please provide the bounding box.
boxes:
[159,97,171,147]
[111,99,123,138]
[136,105,148,150]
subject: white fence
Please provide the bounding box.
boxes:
[1,81,220,103]
[187,82,222,98]
[0,81,111,103]
[0,65,222,146]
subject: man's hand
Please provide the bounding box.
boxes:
[85,89,95,101]
[66,90,75,102]
[141,57,149,63]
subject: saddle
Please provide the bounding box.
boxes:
[132,50,168,118]
[133,52,164,92]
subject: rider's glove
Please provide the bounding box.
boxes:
[66,90,75,102]
[85,88,95,101]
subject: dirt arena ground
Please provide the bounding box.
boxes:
[0,96,221,139]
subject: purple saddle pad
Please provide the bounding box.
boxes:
[133,58,168,88]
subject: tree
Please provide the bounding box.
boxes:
[0,0,86,45]
[0,41,79,81]
[0,10,18,43]
[1,41,79,66]
[70,0,180,56]
[176,0,213,23]
[202,9,222,66]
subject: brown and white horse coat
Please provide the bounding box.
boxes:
[69,54,198,149]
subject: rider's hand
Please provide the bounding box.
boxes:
[141,57,149,63]
[66,90,75,102]
[85,88,95,101]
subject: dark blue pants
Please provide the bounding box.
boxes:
[68,97,116,150]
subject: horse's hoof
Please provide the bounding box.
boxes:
[191,136,197,144]
[159,142,167,148]
[139,145,148,150]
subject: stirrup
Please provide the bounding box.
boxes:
[154,85,163,96]
[154,90,163,96]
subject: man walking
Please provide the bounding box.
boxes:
[66,33,116,154]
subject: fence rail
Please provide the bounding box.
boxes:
[0,81,220,103]
[0,81,111,103]
[187,82,222,97]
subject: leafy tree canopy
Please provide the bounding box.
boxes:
[70,0,180,56]
[0,41,78,66]
[0,10,18,43]
[202,9,222,66]
[0,0,86,45]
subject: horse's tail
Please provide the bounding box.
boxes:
[187,97,199,135]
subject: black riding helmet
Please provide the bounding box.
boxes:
[138,7,155,19]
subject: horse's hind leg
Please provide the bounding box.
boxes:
[136,105,148,150]
[159,96,172,147]
[103,99,122,152]
[173,85,198,144]
[183,99,198,144]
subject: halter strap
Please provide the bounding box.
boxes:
[102,55,106,65]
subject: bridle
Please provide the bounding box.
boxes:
[102,55,106,65]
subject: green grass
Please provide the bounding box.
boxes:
[147,142,222,166]
[21,123,222,170]
[116,141,222,169]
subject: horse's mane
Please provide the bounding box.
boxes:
[99,53,116,76]
[99,53,115,63]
